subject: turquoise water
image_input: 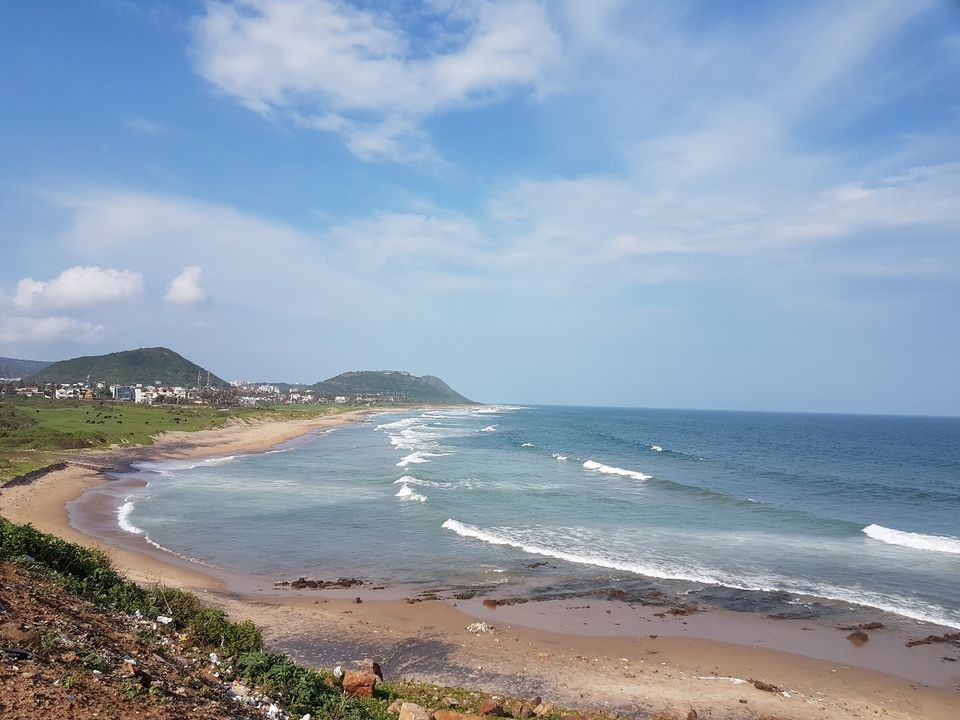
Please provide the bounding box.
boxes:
[118,405,960,627]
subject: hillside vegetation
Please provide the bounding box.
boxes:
[0,517,597,720]
[0,356,52,379]
[313,370,472,404]
[25,347,226,387]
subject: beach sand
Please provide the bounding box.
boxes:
[2,412,958,719]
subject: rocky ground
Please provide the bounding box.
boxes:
[0,562,288,720]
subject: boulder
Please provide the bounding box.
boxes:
[846,630,869,647]
[342,670,378,697]
[399,703,431,720]
[388,700,404,714]
[478,700,503,716]
[358,658,384,680]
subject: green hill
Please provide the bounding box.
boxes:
[0,356,52,379]
[312,370,472,404]
[24,347,226,387]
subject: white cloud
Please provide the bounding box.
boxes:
[126,117,170,134]
[0,316,105,344]
[13,266,143,310]
[191,0,561,161]
[164,266,208,306]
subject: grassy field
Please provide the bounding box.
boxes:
[0,398,352,483]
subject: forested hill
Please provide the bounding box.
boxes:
[24,347,225,387]
[312,370,471,403]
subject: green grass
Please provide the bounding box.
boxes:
[0,515,586,720]
[0,398,355,479]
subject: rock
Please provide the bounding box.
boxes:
[388,700,404,714]
[482,599,498,608]
[433,711,487,720]
[398,702,431,720]
[358,658,384,680]
[532,702,555,717]
[686,710,698,720]
[60,651,79,663]
[846,630,869,647]
[443,697,460,708]
[229,681,251,698]
[355,596,363,604]
[342,670,378,697]
[518,706,535,719]
[0,621,39,648]
[529,697,542,708]
[478,700,503,716]
[749,679,780,693]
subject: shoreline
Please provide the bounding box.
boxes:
[1,410,958,718]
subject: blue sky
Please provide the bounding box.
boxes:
[1,0,959,415]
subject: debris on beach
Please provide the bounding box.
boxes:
[904,631,960,648]
[275,576,364,590]
[466,621,495,634]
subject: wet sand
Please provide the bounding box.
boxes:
[1,413,958,719]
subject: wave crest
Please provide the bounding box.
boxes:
[583,459,651,481]
[863,524,960,555]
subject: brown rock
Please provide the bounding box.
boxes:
[433,711,487,720]
[532,702,555,717]
[0,621,39,647]
[60,651,79,663]
[358,658,384,680]
[388,700,404,714]
[478,700,503,716]
[399,702,431,720]
[686,710,698,720]
[749,678,780,693]
[342,670,378,697]
[482,599,499,608]
[846,630,869,647]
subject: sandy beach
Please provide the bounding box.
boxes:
[1,413,958,720]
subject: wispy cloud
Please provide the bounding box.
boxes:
[190,0,561,162]
[0,316,105,344]
[125,117,171,134]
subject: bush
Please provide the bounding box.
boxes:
[0,516,261,656]
[235,651,366,719]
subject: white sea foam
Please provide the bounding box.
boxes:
[863,524,960,555]
[441,519,723,585]
[395,484,428,502]
[396,451,448,467]
[651,445,664,452]
[392,475,447,488]
[521,442,534,447]
[117,498,215,567]
[582,460,651,481]
[442,519,960,628]
[478,425,499,433]
[117,499,144,535]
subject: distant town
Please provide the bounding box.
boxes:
[1,378,412,408]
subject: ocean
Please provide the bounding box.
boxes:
[114,405,960,628]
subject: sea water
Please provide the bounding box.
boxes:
[116,406,960,628]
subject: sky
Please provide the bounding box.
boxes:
[1,0,959,415]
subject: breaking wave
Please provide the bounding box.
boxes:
[583,460,651,481]
[863,524,960,555]
[395,484,428,503]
